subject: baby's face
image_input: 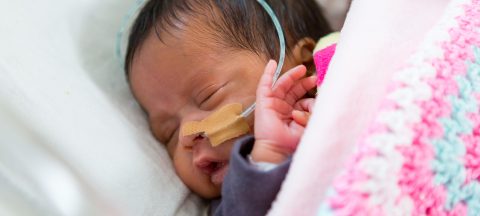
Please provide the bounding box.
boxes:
[129,24,289,198]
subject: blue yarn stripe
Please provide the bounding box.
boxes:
[432,46,480,216]
[317,203,335,216]
[314,47,480,216]
[316,189,336,215]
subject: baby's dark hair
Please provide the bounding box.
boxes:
[125,0,332,74]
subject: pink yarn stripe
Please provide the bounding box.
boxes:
[323,1,480,215]
[463,111,480,184]
[327,143,380,215]
[462,2,480,185]
[325,82,407,215]
[397,1,480,214]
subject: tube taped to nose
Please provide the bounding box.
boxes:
[181,103,251,147]
[181,0,284,147]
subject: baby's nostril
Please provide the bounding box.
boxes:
[194,133,205,141]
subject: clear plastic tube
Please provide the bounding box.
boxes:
[241,0,286,118]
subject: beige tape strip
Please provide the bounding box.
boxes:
[181,103,251,147]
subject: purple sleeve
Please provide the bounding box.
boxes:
[210,135,291,216]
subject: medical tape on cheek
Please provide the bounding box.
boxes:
[181,103,251,147]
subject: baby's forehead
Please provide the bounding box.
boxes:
[147,7,230,48]
[136,28,221,64]
[132,34,232,92]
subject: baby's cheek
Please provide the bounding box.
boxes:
[174,156,221,199]
[166,144,175,159]
[248,115,255,129]
[219,137,242,159]
[172,154,198,189]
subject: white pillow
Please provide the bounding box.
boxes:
[316,0,350,30]
[0,0,205,215]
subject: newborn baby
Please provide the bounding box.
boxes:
[125,0,331,215]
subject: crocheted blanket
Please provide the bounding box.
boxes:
[270,0,479,215]
[317,0,480,215]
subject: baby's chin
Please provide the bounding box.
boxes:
[195,182,222,200]
[210,162,229,186]
[192,136,241,199]
[204,163,229,199]
[191,164,230,199]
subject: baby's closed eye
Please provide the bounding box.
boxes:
[198,83,228,110]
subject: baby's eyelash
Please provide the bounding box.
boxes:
[199,82,228,106]
[200,89,218,105]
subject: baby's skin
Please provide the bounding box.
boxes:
[253,60,315,164]
[129,18,317,199]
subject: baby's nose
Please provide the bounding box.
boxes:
[184,133,208,150]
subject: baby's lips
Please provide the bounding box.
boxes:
[194,156,228,176]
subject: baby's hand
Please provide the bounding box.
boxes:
[251,60,317,163]
[292,98,315,127]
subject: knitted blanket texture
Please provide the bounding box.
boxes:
[317,0,480,215]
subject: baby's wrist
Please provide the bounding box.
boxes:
[251,140,291,164]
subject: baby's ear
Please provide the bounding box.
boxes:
[290,37,316,69]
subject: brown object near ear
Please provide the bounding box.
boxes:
[181,103,251,147]
[291,37,316,69]
[291,37,317,97]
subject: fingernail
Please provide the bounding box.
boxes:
[292,110,301,116]
[266,60,276,71]
[292,110,305,117]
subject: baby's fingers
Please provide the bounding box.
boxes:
[292,98,315,127]
[294,98,315,113]
[272,65,307,99]
[285,76,317,105]
[292,110,311,127]
[257,60,277,99]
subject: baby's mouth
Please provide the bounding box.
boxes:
[210,162,228,186]
[197,160,229,186]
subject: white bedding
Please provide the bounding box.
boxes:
[0,0,359,215]
[0,0,205,215]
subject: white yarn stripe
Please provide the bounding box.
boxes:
[344,0,473,215]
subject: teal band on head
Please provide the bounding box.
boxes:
[241,0,286,118]
[116,0,146,68]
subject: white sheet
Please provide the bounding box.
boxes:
[0,0,205,215]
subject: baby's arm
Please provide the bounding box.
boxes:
[251,60,316,164]
[211,61,315,216]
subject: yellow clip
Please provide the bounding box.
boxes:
[314,32,340,53]
[181,103,251,147]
